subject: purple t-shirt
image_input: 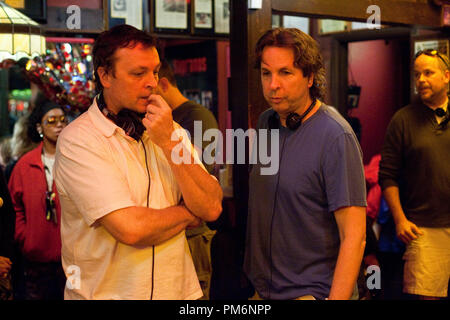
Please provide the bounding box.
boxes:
[244,104,367,300]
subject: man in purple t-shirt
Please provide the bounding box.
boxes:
[244,28,367,300]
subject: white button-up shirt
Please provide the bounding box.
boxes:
[54,100,202,300]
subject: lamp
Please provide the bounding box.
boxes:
[0,0,46,62]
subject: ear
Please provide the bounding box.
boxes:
[97,66,111,89]
[308,73,314,88]
[158,77,170,92]
[36,123,42,135]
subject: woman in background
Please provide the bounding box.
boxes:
[8,100,68,300]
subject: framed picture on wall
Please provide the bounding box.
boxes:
[442,4,450,27]
[283,16,310,34]
[214,0,229,34]
[414,39,449,56]
[272,14,281,29]
[154,0,189,31]
[194,0,213,29]
[108,0,147,31]
[318,19,350,35]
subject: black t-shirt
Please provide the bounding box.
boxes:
[172,101,219,237]
[172,101,218,174]
[379,102,450,227]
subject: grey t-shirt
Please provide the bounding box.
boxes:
[244,104,367,300]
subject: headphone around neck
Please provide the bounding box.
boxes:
[269,99,317,131]
[97,93,146,141]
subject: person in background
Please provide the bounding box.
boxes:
[8,100,68,299]
[54,24,222,300]
[0,138,12,171]
[4,114,38,182]
[156,59,218,299]
[0,167,15,300]
[244,28,367,300]
[379,49,450,300]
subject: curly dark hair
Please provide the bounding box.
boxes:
[93,24,158,94]
[254,28,326,101]
[27,100,65,143]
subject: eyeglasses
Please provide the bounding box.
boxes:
[43,115,68,126]
[415,49,449,69]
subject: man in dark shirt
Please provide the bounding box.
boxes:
[379,49,450,299]
[156,59,219,299]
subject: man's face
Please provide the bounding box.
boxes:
[414,54,449,105]
[99,43,160,114]
[260,46,313,121]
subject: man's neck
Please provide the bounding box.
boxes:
[280,98,320,127]
[102,92,121,115]
[423,94,449,110]
[166,88,189,111]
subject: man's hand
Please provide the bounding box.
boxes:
[186,216,203,230]
[396,219,423,244]
[142,94,177,150]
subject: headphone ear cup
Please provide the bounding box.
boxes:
[286,112,302,131]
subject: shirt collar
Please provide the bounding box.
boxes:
[88,95,149,143]
[87,96,129,139]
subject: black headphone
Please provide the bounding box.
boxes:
[435,107,447,118]
[434,99,450,129]
[96,92,146,141]
[269,99,317,131]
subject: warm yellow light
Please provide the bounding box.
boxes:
[0,1,46,62]
[0,33,13,53]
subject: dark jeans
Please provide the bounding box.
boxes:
[24,260,66,300]
[378,252,407,300]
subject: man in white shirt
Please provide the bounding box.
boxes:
[54,24,223,300]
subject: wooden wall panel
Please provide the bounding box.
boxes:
[272,0,441,27]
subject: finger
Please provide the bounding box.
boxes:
[142,117,152,129]
[398,230,414,243]
[146,103,161,115]
[148,94,172,113]
[411,225,423,236]
[405,230,417,242]
[398,234,410,245]
[148,94,170,110]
